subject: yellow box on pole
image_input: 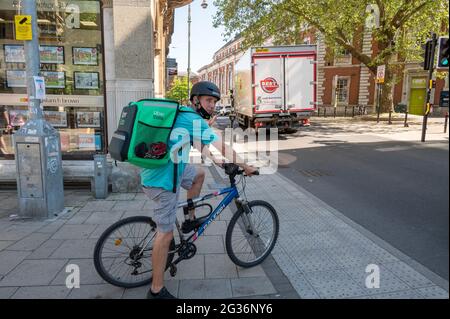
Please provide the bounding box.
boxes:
[14,15,33,40]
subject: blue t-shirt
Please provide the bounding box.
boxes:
[140,107,218,191]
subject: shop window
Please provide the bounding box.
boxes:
[0,1,105,159]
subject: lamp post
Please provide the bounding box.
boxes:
[187,1,208,104]
[187,4,191,103]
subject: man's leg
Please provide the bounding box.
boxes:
[151,230,173,293]
[186,168,205,219]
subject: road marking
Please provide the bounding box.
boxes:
[375,146,411,152]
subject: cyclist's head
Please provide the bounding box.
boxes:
[190,81,220,120]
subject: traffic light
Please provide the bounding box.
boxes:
[437,36,449,69]
[421,40,433,70]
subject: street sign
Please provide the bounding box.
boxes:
[33,76,46,100]
[376,65,385,84]
[14,15,33,40]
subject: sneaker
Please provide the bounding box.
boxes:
[181,219,199,234]
[146,286,177,299]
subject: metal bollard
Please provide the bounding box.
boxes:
[404,111,409,127]
[344,106,347,117]
[445,113,448,133]
[352,106,355,117]
[317,107,321,117]
[324,108,327,118]
[333,107,337,118]
[388,111,392,125]
[93,154,109,199]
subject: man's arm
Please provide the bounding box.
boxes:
[194,133,257,175]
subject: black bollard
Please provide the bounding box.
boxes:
[445,112,448,133]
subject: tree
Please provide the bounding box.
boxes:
[213,0,449,112]
[166,76,191,105]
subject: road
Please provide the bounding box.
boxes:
[214,116,449,280]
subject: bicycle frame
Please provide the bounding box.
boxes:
[136,185,240,260]
[176,185,239,243]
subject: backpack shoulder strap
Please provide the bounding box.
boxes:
[178,105,199,115]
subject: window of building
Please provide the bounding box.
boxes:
[0,0,105,159]
[334,48,352,65]
[332,76,350,105]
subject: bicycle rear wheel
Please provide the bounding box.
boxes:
[93,216,175,288]
[225,200,279,268]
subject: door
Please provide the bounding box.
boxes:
[409,77,427,115]
[285,55,316,111]
[253,56,284,113]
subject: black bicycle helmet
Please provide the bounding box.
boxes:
[190,81,221,102]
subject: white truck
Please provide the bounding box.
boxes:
[233,45,317,131]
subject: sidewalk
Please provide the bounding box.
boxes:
[0,164,448,299]
[0,166,288,299]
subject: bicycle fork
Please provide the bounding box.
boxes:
[236,198,259,238]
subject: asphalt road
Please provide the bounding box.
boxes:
[277,137,449,280]
[213,116,449,279]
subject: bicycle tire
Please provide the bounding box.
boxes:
[93,216,175,288]
[225,200,279,268]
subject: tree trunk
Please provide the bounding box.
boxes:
[379,64,395,113]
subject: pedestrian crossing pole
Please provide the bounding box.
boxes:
[421,33,437,142]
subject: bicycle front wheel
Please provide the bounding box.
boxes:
[93,216,175,288]
[225,200,279,268]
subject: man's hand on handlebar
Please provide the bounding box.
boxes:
[243,164,259,177]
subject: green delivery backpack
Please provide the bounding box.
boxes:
[109,98,199,170]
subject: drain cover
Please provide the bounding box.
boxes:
[297,169,333,177]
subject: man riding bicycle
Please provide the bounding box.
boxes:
[141,81,257,299]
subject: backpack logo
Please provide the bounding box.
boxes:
[153,111,165,120]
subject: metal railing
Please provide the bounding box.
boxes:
[314,105,372,118]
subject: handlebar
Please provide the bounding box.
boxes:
[222,163,259,177]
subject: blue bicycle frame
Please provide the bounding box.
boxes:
[177,185,239,242]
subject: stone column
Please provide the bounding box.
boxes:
[103,0,154,142]
[103,0,155,192]
[357,28,373,109]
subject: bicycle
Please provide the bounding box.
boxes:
[93,163,279,288]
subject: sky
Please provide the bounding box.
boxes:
[168,1,229,75]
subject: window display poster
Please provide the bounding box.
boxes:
[78,134,95,149]
[42,71,65,88]
[4,45,25,63]
[39,46,64,64]
[74,72,99,89]
[60,132,70,152]
[76,111,101,128]
[95,134,102,151]
[44,111,67,127]
[6,70,26,88]
[73,47,98,65]
[8,110,29,126]
[34,76,46,100]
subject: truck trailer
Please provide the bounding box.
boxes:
[233,45,317,131]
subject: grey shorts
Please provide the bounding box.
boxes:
[142,164,197,233]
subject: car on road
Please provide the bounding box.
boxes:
[218,105,232,116]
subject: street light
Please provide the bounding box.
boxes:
[187,1,208,104]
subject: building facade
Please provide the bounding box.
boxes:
[198,28,448,116]
[0,0,190,190]
[197,35,245,107]
[316,27,448,115]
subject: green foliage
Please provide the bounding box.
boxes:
[214,0,449,70]
[166,76,191,104]
[213,0,449,111]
